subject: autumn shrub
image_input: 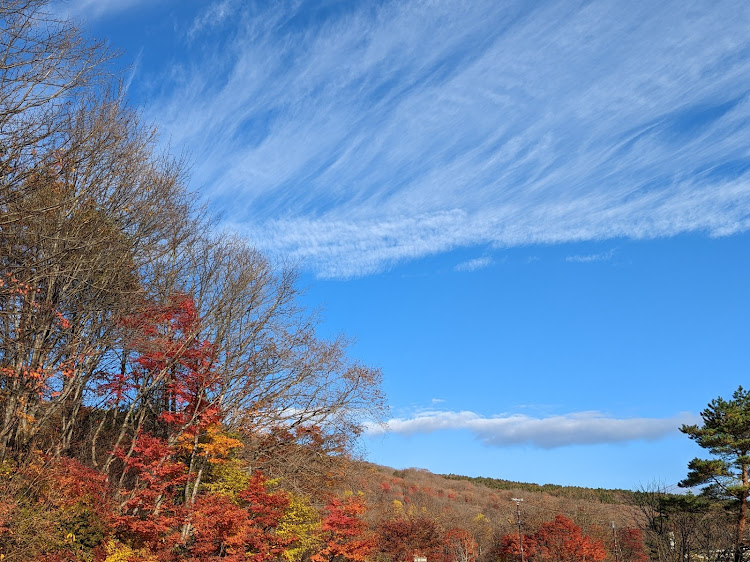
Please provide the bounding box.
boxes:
[0,453,113,561]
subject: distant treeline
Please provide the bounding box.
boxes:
[441,474,637,504]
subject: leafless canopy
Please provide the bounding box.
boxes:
[0,0,386,472]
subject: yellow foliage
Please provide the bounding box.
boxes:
[278,493,322,562]
[201,458,250,497]
[103,540,134,562]
[0,460,15,479]
[103,539,159,562]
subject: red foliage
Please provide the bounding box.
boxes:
[114,432,187,554]
[49,457,112,518]
[237,471,293,561]
[185,471,291,562]
[616,527,649,562]
[500,515,606,562]
[187,494,253,561]
[376,516,444,562]
[313,495,375,562]
[107,294,221,434]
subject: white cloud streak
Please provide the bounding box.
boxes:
[455,257,494,272]
[54,0,150,21]
[186,0,240,40]
[566,249,615,263]
[137,0,750,278]
[364,410,698,449]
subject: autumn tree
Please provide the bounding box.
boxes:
[680,386,750,561]
[113,432,188,553]
[186,471,292,561]
[500,515,606,562]
[314,494,375,562]
[277,492,323,562]
[444,528,479,562]
[377,515,445,562]
[97,293,227,490]
[614,527,649,562]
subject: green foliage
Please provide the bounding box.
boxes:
[442,474,633,504]
[680,386,750,498]
[679,385,750,557]
[680,386,750,493]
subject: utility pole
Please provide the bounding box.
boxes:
[512,498,525,562]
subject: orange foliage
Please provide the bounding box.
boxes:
[184,471,291,561]
[445,528,478,562]
[500,515,606,562]
[313,495,375,562]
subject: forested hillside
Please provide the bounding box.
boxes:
[0,2,741,561]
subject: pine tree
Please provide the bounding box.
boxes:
[679,386,750,561]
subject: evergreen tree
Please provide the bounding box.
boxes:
[679,386,750,561]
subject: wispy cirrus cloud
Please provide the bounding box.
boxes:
[566,249,616,263]
[455,257,494,272]
[186,0,240,40]
[138,0,750,278]
[364,410,698,449]
[54,0,151,21]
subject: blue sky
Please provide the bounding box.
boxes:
[57,0,750,490]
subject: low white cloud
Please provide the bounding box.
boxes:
[364,410,698,449]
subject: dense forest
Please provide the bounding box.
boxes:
[0,1,743,561]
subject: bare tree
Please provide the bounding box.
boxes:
[0,91,195,457]
[0,0,195,456]
[0,0,112,211]
[0,1,386,490]
[98,233,386,489]
[630,483,734,562]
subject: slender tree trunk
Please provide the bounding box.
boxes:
[737,465,748,562]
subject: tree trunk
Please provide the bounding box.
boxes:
[736,464,749,562]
